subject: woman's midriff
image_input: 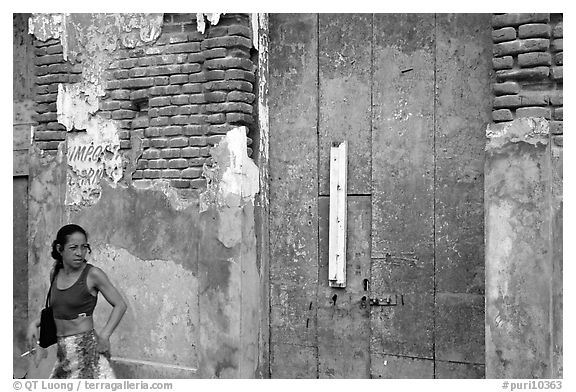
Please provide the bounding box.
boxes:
[55,315,94,337]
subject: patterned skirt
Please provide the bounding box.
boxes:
[50,329,116,379]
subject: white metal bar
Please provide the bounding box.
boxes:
[328,141,348,288]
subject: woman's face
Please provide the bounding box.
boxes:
[59,232,89,269]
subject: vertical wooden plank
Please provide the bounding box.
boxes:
[370,14,435,367]
[434,15,492,371]
[319,14,372,196]
[268,13,319,378]
[371,354,434,379]
[436,361,485,379]
[318,196,371,378]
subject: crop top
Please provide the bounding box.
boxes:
[51,263,98,320]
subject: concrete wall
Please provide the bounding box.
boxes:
[485,118,562,378]
[24,13,268,379]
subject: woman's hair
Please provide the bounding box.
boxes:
[51,224,90,273]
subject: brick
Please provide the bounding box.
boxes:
[188,115,207,125]
[128,67,148,78]
[516,107,551,119]
[161,148,181,159]
[204,58,254,71]
[167,32,190,44]
[34,38,60,48]
[189,94,207,104]
[551,66,563,80]
[35,54,65,66]
[157,106,176,116]
[138,57,157,67]
[144,46,163,55]
[226,112,254,124]
[181,146,201,157]
[205,80,253,92]
[177,105,203,115]
[150,117,170,127]
[170,74,189,84]
[205,113,226,124]
[550,121,563,134]
[161,169,181,178]
[133,129,145,139]
[150,138,168,148]
[154,76,170,86]
[36,141,62,150]
[190,178,206,189]
[188,31,204,41]
[227,47,251,59]
[148,108,159,117]
[182,83,203,94]
[148,65,182,76]
[553,135,563,147]
[207,26,229,38]
[496,67,549,81]
[227,91,256,103]
[518,52,551,67]
[493,56,513,70]
[112,110,137,120]
[36,85,59,94]
[124,77,155,89]
[172,115,190,125]
[36,64,69,76]
[493,38,550,57]
[182,167,203,178]
[143,169,162,179]
[189,73,208,83]
[34,113,58,122]
[205,102,253,114]
[171,95,189,105]
[490,108,515,124]
[187,53,205,63]
[171,179,191,189]
[549,91,563,106]
[118,130,131,139]
[110,90,131,100]
[132,117,150,128]
[225,69,256,82]
[518,23,550,38]
[98,111,112,119]
[553,107,563,121]
[46,122,66,131]
[189,136,208,146]
[132,170,143,179]
[202,48,227,59]
[34,130,66,141]
[205,70,226,81]
[165,42,201,54]
[168,158,189,168]
[201,36,253,50]
[553,22,563,38]
[494,82,520,96]
[492,13,550,28]
[148,159,168,169]
[190,157,211,166]
[205,124,233,135]
[36,74,69,85]
[169,137,189,148]
[518,91,549,106]
[165,85,182,95]
[113,69,130,79]
[200,147,211,157]
[551,39,563,52]
[492,27,516,43]
[149,86,167,96]
[228,25,252,39]
[182,63,202,73]
[118,58,139,69]
[120,140,132,149]
[161,126,184,136]
[36,103,57,113]
[142,148,161,159]
[554,52,563,65]
[150,97,172,107]
[207,135,225,145]
[136,160,148,170]
[183,125,204,136]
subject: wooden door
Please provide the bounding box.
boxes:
[268,13,491,379]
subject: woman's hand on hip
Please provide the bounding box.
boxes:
[95,331,111,357]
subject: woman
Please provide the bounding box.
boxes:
[27,224,127,379]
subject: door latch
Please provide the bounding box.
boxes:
[361,294,404,308]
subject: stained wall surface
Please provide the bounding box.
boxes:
[23,13,266,379]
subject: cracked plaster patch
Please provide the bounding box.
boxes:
[486,117,550,151]
[196,13,223,34]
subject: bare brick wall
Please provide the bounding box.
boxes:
[491,13,563,135]
[32,13,257,191]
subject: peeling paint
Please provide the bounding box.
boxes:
[28,13,64,42]
[486,117,549,150]
[196,13,223,34]
[133,179,198,211]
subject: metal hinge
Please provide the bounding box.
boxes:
[361,294,404,308]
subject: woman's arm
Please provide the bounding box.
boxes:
[89,267,128,353]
